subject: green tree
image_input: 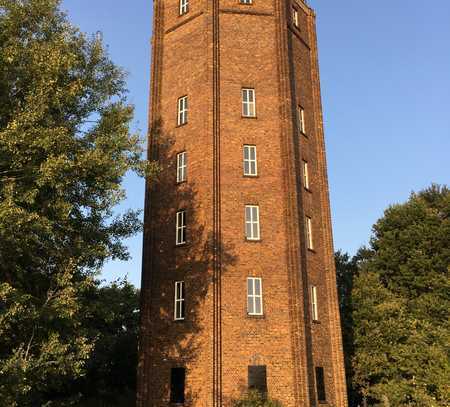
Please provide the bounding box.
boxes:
[77,279,140,406]
[0,0,152,404]
[351,185,450,406]
[335,250,359,406]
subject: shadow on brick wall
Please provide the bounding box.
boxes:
[137,119,237,406]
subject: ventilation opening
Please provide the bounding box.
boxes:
[248,365,268,397]
[170,367,185,404]
[315,366,326,402]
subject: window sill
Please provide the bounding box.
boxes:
[245,238,262,243]
[300,131,308,138]
[247,314,265,319]
[175,243,188,248]
[176,180,188,185]
[176,122,188,128]
[307,248,316,253]
[312,320,321,325]
[243,174,259,178]
[304,187,312,193]
[241,115,258,119]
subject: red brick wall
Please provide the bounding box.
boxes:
[137,1,348,406]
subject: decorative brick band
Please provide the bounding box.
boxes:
[219,8,274,17]
[212,1,223,406]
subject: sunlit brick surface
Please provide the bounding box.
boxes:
[137,1,348,406]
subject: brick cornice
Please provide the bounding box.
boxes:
[219,8,274,17]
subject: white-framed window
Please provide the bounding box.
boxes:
[174,281,185,320]
[292,7,299,27]
[306,216,313,250]
[243,145,258,176]
[311,285,318,321]
[177,96,188,126]
[247,277,263,315]
[240,0,253,3]
[245,205,260,241]
[298,106,306,134]
[302,160,310,190]
[176,210,186,245]
[179,0,189,15]
[177,152,187,183]
[242,88,256,118]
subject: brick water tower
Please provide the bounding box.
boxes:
[137,0,348,406]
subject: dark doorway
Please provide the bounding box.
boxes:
[170,367,186,403]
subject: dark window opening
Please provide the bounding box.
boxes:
[170,367,185,404]
[315,366,326,402]
[248,365,267,397]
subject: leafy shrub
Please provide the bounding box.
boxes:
[232,390,283,407]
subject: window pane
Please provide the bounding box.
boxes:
[250,162,256,175]
[254,278,261,295]
[250,147,256,160]
[247,296,254,314]
[244,146,250,160]
[245,222,252,238]
[252,206,258,221]
[254,297,262,314]
[247,278,254,295]
[252,223,258,239]
[245,206,252,221]
[244,161,250,175]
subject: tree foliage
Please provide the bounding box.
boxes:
[232,390,283,407]
[77,279,139,406]
[339,185,450,406]
[0,0,150,404]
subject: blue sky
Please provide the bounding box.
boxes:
[62,0,450,287]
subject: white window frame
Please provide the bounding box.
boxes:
[174,281,185,321]
[242,88,256,118]
[293,7,299,27]
[243,145,258,176]
[302,160,310,190]
[306,216,314,250]
[177,151,187,183]
[179,0,189,15]
[247,277,263,316]
[240,0,253,3]
[245,205,260,241]
[311,285,318,321]
[177,96,188,126]
[176,210,186,245]
[298,106,306,134]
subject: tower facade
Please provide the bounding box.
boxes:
[138,1,347,406]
